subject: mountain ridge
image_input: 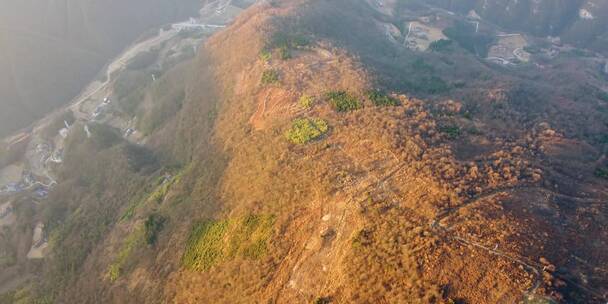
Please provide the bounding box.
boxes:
[1,1,607,303]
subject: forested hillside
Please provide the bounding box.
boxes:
[427,0,608,54]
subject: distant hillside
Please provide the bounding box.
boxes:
[2,1,607,303]
[426,0,608,53]
[0,0,200,138]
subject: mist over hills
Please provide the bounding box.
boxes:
[0,0,200,137]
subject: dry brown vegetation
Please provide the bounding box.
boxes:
[12,0,608,303]
[156,1,549,303]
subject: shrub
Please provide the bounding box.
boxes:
[89,124,122,149]
[299,94,315,109]
[366,90,399,106]
[443,21,494,57]
[138,86,185,136]
[279,46,291,60]
[439,125,461,139]
[268,31,310,50]
[227,214,275,259]
[285,118,329,144]
[523,45,541,54]
[120,173,178,221]
[598,134,608,144]
[259,50,272,62]
[144,214,166,245]
[351,229,371,249]
[108,264,120,282]
[594,167,608,179]
[428,39,453,52]
[113,70,150,115]
[265,31,311,61]
[426,76,450,94]
[107,228,144,281]
[314,297,332,304]
[326,91,362,112]
[182,214,274,271]
[123,144,159,173]
[597,91,608,102]
[403,76,450,95]
[453,81,466,89]
[121,195,146,222]
[290,34,310,48]
[411,58,435,73]
[150,177,174,204]
[261,69,279,85]
[182,220,229,271]
[566,49,588,58]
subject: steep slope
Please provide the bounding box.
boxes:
[0,0,200,138]
[4,0,607,303]
[149,1,608,302]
